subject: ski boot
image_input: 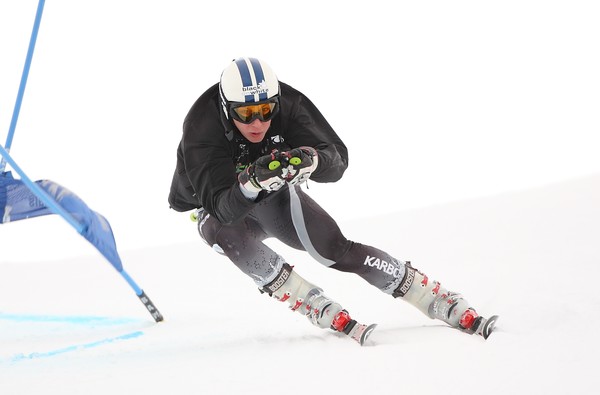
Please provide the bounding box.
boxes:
[262,262,377,345]
[458,308,499,339]
[331,310,377,346]
[395,262,498,339]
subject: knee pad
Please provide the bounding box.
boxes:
[261,263,344,329]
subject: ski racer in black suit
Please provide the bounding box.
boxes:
[169,57,496,344]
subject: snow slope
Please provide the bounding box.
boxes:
[2,2,600,393]
[1,174,599,395]
[2,0,600,258]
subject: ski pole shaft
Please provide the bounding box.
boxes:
[120,269,164,322]
[0,146,163,322]
[1,0,46,172]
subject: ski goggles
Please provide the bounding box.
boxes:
[230,98,279,124]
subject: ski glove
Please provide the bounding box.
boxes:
[238,147,319,197]
[282,146,318,186]
[238,150,287,194]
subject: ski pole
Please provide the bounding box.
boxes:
[0,145,163,322]
[1,0,46,172]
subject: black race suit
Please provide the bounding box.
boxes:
[169,82,408,293]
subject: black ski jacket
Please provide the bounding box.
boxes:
[168,82,348,225]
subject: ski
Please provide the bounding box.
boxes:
[347,322,377,346]
[474,315,499,340]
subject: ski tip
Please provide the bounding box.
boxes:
[359,323,378,346]
[481,315,499,340]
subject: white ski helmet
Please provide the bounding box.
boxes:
[219,57,280,119]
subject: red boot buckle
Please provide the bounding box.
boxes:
[331,310,352,332]
[459,309,479,330]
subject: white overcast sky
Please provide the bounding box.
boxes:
[1,1,599,259]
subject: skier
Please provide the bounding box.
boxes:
[168,57,496,345]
